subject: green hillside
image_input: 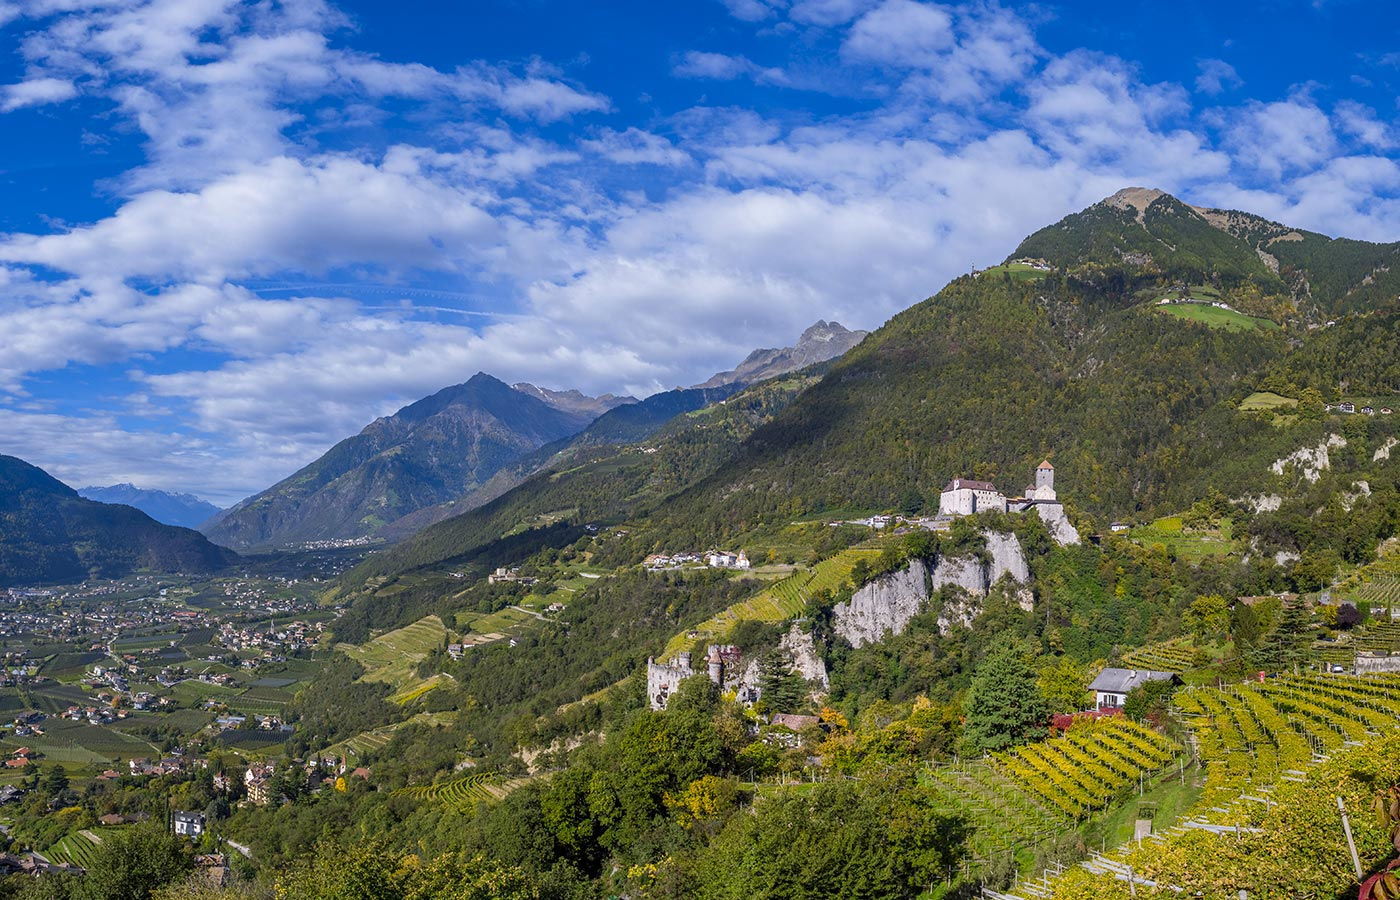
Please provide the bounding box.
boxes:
[0,455,237,587]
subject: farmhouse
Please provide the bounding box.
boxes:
[1088,667,1178,709]
[172,810,206,837]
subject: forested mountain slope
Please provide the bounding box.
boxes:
[0,456,236,586]
[203,374,596,550]
[1015,187,1400,318]
[337,189,1400,608]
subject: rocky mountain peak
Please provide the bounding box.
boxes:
[696,320,868,389]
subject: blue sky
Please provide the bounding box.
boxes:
[0,0,1397,505]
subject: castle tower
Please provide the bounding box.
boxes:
[1034,460,1055,500]
[707,646,724,685]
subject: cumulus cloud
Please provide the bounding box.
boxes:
[0,76,77,110]
[0,0,1397,500]
[842,0,954,66]
[1194,58,1242,95]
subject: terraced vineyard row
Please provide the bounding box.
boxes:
[1355,621,1400,653]
[395,772,530,810]
[659,546,884,660]
[1120,638,1195,672]
[995,719,1180,819]
[46,830,104,868]
[928,719,1181,864]
[989,673,1400,900]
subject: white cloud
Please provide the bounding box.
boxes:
[1,0,1398,501]
[843,0,954,66]
[0,155,504,283]
[1223,99,1337,179]
[720,0,788,21]
[1194,58,1242,95]
[789,0,878,26]
[0,75,77,110]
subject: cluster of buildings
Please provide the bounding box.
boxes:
[643,550,751,571]
[1156,296,1237,312]
[215,618,322,654]
[1326,402,1393,416]
[487,567,538,585]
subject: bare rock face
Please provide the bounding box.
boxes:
[832,532,1032,647]
[833,557,931,648]
[782,623,829,688]
[1271,434,1346,483]
[1034,503,1081,545]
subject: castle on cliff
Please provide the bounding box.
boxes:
[938,460,1059,518]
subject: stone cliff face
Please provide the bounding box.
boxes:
[1035,503,1081,545]
[832,532,1033,647]
[831,558,931,648]
[736,623,830,699]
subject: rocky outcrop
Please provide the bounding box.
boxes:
[1239,494,1283,513]
[832,533,1032,647]
[736,623,830,700]
[782,624,829,688]
[1376,437,1399,463]
[834,558,931,648]
[1035,503,1081,545]
[1341,481,1372,512]
[1271,434,1345,483]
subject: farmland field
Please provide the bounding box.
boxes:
[1238,391,1297,411]
[340,615,450,691]
[1128,516,1237,562]
[0,720,157,765]
[1155,302,1278,332]
[979,262,1050,282]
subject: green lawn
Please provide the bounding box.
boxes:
[979,262,1051,282]
[1129,517,1239,562]
[1155,302,1279,332]
[1239,391,1297,411]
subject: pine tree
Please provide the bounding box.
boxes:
[962,648,1049,754]
[1251,600,1311,672]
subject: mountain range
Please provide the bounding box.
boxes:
[202,321,866,551]
[77,484,223,529]
[201,374,599,551]
[335,187,1399,621]
[0,456,236,587]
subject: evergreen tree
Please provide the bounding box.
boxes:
[962,648,1049,754]
[1251,600,1312,672]
[757,648,807,713]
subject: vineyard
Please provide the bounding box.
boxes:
[1120,639,1196,672]
[1356,621,1400,654]
[929,719,1182,863]
[341,615,451,691]
[659,546,884,661]
[395,772,530,811]
[988,673,1400,900]
[45,829,105,868]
